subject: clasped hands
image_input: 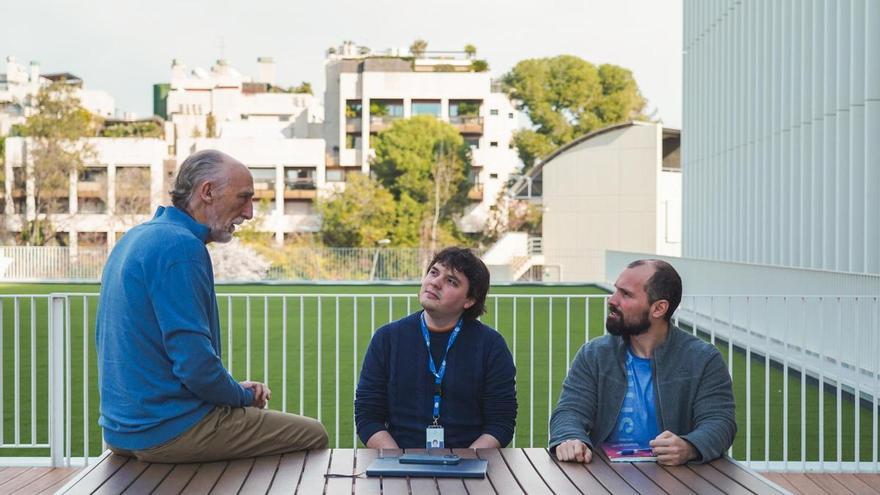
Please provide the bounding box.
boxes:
[240,381,271,409]
[555,430,697,466]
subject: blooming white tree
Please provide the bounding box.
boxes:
[208,238,271,281]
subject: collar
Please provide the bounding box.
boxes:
[151,205,211,243]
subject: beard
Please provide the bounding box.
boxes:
[605,306,651,337]
[206,212,245,244]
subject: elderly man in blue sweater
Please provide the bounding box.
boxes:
[96,150,327,463]
[355,247,517,449]
[550,260,736,466]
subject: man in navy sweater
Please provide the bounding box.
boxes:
[96,150,327,463]
[355,247,517,449]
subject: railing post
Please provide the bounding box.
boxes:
[49,294,66,467]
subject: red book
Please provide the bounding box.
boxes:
[601,442,657,462]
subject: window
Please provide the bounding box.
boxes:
[490,173,499,179]
[285,167,316,189]
[489,109,499,116]
[115,167,151,215]
[449,100,481,117]
[326,169,346,182]
[345,100,362,119]
[490,141,498,147]
[412,100,441,117]
[279,115,291,122]
[345,134,362,149]
[78,232,107,247]
[370,99,404,118]
[463,136,480,149]
[508,112,514,119]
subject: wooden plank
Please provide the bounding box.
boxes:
[377,449,408,495]
[93,459,151,495]
[522,448,583,494]
[36,470,81,495]
[477,448,524,494]
[805,473,855,494]
[829,473,879,495]
[64,453,129,494]
[295,448,332,495]
[687,463,752,495]
[452,448,494,495]
[354,448,381,495]
[660,464,725,495]
[0,469,55,494]
[855,474,880,494]
[10,468,79,495]
[325,449,356,495]
[180,461,228,495]
[583,452,640,493]
[777,473,825,495]
[122,463,175,494]
[210,458,255,494]
[547,455,609,494]
[498,448,552,495]
[152,463,200,495]
[403,448,439,495]
[634,463,695,494]
[761,473,798,495]
[267,451,307,495]
[0,468,30,486]
[54,451,113,494]
[239,455,282,494]
[604,461,665,494]
[709,459,786,495]
[431,448,467,495]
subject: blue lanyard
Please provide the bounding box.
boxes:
[420,312,463,423]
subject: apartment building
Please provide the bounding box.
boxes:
[323,42,521,232]
[155,57,323,141]
[0,56,115,135]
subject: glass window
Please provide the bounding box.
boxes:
[463,136,480,149]
[490,109,499,116]
[412,100,441,117]
[326,169,345,182]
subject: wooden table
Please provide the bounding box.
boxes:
[58,448,791,494]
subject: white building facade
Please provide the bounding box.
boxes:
[0,56,115,135]
[682,0,880,275]
[323,42,521,232]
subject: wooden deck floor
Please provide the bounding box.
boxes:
[0,467,81,494]
[761,472,880,495]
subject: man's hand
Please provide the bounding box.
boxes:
[240,381,271,409]
[554,439,592,463]
[649,430,697,465]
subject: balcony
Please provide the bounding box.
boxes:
[369,115,401,133]
[467,183,484,201]
[449,115,484,134]
[253,181,276,200]
[76,181,105,198]
[345,117,362,133]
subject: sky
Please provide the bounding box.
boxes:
[0,0,683,128]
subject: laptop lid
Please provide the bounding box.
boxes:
[366,456,488,479]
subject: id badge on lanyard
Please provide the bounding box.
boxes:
[420,313,462,449]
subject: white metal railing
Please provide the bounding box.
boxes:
[0,292,877,472]
[0,246,451,282]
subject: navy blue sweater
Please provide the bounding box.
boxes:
[355,312,517,448]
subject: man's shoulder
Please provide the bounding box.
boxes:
[126,221,206,260]
[373,312,420,339]
[670,326,721,356]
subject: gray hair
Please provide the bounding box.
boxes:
[170,150,230,210]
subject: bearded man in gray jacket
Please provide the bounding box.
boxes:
[550,259,736,465]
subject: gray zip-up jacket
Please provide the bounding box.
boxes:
[549,325,736,463]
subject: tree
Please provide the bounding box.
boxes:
[502,55,647,169]
[291,81,313,95]
[316,172,396,247]
[16,81,100,245]
[372,116,471,249]
[464,44,477,59]
[205,114,217,138]
[100,121,163,138]
[471,60,489,72]
[409,39,428,58]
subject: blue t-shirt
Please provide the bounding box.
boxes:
[607,348,660,447]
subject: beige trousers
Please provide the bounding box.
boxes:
[110,406,328,463]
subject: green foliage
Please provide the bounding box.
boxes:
[409,39,428,57]
[100,121,164,138]
[316,173,396,247]
[205,114,217,138]
[471,59,489,72]
[372,116,472,250]
[502,55,647,169]
[369,102,388,117]
[452,101,480,116]
[511,130,556,169]
[345,102,362,119]
[464,44,477,58]
[291,81,313,94]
